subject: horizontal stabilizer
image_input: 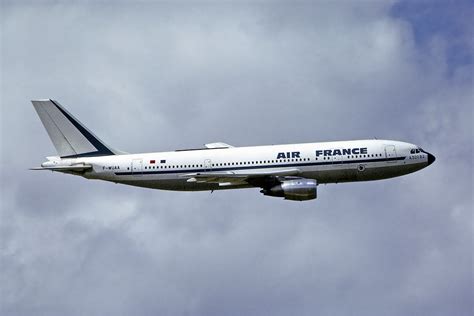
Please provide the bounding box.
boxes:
[30,162,92,172]
[30,164,92,172]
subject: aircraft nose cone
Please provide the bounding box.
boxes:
[427,152,436,165]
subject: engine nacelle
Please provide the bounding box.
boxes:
[261,179,317,201]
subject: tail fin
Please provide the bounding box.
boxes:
[32,99,122,158]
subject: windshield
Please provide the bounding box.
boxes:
[411,148,423,154]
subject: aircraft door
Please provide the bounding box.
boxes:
[384,145,397,162]
[131,158,143,175]
[204,159,212,172]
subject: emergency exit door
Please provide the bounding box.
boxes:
[131,159,143,175]
[204,159,212,171]
[384,145,397,162]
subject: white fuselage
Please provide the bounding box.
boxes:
[57,139,432,192]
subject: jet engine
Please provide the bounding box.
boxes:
[261,178,317,201]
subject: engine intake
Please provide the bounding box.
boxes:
[261,179,317,201]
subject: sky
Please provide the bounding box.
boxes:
[0,1,472,315]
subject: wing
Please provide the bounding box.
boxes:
[180,167,302,187]
[204,142,234,149]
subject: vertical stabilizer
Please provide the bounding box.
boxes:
[32,99,120,158]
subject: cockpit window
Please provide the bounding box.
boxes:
[411,148,422,154]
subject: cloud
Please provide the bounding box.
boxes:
[1,1,472,316]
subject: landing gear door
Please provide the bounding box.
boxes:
[131,158,143,175]
[384,145,397,162]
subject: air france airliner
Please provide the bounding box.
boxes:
[31,100,435,201]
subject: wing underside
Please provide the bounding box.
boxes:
[180,168,302,187]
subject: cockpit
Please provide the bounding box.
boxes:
[409,146,435,165]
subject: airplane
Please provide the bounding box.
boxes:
[31,99,435,201]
